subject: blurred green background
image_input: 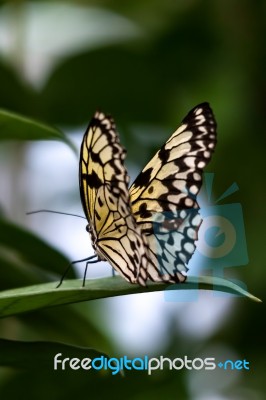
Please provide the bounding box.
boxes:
[0,0,265,399]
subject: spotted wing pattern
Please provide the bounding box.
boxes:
[80,103,217,285]
[79,112,149,285]
[130,103,217,282]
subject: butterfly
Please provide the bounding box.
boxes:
[77,103,217,287]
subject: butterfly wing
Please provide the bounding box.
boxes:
[79,112,149,285]
[130,103,217,282]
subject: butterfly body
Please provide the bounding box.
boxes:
[79,104,217,286]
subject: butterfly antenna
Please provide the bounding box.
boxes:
[56,255,99,288]
[27,210,86,219]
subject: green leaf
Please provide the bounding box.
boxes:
[0,217,75,281]
[0,338,109,371]
[17,304,112,350]
[0,253,50,291]
[0,62,35,114]
[40,47,169,126]
[0,276,261,319]
[0,108,77,153]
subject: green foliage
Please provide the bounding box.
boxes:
[0,0,265,398]
[0,339,109,370]
[0,276,260,319]
[0,217,74,289]
[0,109,77,152]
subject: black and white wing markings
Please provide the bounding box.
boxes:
[143,209,201,282]
[129,103,217,282]
[79,111,149,286]
[80,103,217,286]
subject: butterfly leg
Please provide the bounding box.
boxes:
[82,258,101,287]
[56,255,98,288]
